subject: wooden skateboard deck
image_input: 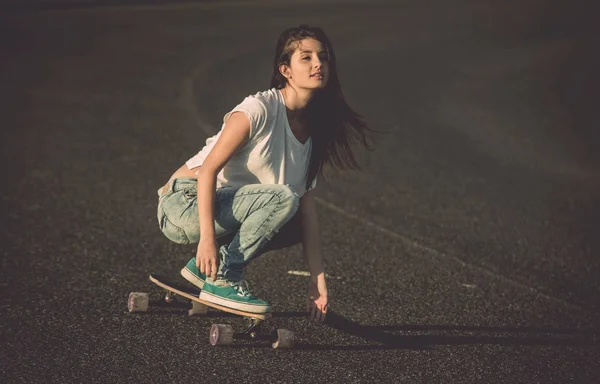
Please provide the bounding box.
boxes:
[148,274,270,321]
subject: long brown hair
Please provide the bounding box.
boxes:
[270,25,376,190]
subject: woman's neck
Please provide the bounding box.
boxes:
[281,86,315,117]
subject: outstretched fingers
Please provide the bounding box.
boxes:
[317,302,328,323]
[307,299,328,323]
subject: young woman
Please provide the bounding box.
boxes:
[156,25,374,323]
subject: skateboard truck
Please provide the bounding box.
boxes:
[244,318,262,339]
[209,322,294,348]
[164,290,176,304]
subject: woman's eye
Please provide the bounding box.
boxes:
[319,55,329,62]
[302,56,310,61]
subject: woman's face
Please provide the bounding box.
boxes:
[281,38,329,90]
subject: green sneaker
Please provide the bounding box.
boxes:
[199,279,270,314]
[180,257,206,289]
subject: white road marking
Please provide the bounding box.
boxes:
[287,270,311,277]
[287,271,342,279]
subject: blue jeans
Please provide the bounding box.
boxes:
[157,177,301,281]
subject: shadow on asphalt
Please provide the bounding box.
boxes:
[227,311,600,351]
[135,301,599,350]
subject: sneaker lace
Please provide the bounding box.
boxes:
[232,280,252,298]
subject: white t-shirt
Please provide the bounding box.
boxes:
[186,88,317,197]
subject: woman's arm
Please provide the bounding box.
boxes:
[195,112,251,281]
[299,189,328,322]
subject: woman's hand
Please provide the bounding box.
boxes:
[196,237,219,281]
[307,278,328,323]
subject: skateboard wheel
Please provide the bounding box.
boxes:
[272,329,294,349]
[210,324,234,346]
[188,301,209,316]
[128,292,149,313]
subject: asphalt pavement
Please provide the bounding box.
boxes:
[1,0,599,383]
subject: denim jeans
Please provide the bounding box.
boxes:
[157,177,301,281]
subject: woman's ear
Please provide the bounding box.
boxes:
[279,64,291,79]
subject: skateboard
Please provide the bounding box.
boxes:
[128,274,295,349]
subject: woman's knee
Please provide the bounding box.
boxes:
[158,213,190,244]
[274,184,300,219]
[158,190,199,244]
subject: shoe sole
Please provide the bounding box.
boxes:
[199,290,270,314]
[180,267,205,289]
